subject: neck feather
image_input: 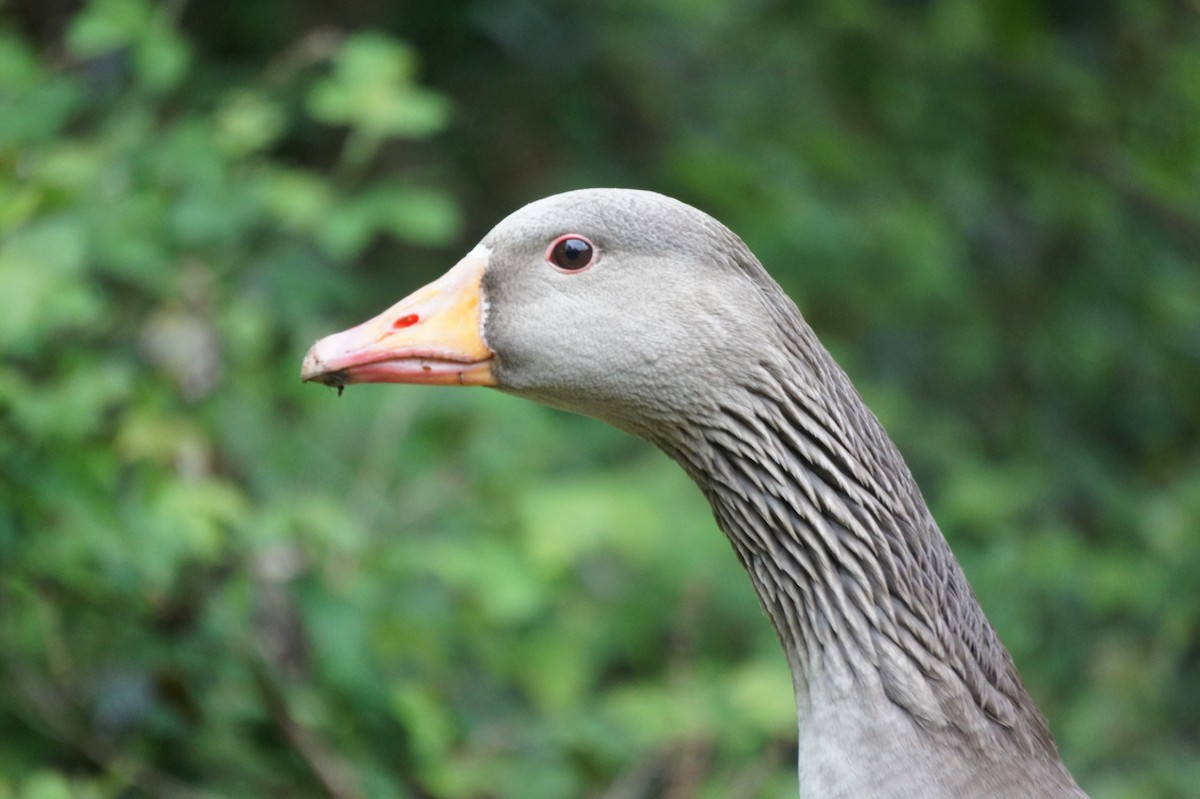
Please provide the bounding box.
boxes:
[644,332,1062,765]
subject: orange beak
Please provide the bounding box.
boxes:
[301,252,496,391]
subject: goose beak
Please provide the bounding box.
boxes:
[301,252,496,390]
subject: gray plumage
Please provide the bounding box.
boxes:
[475,189,1086,797]
[302,187,1088,796]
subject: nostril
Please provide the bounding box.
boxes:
[392,314,420,329]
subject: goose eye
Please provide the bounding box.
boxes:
[547,235,596,272]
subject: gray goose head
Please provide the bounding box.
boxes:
[302,188,1087,798]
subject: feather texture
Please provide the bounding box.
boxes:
[306,188,1090,797]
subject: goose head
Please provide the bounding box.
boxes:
[301,188,801,437]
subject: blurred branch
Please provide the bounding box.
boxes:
[348,392,420,534]
[247,653,363,799]
[162,0,191,25]
[664,739,712,799]
[726,739,793,799]
[597,753,663,799]
[262,28,345,87]
[5,660,219,799]
[598,740,716,799]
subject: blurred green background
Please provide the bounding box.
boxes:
[2,0,1198,797]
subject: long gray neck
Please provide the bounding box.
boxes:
[641,330,1084,796]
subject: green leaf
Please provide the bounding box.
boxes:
[133,22,190,92]
[67,0,191,92]
[17,772,72,799]
[306,32,449,160]
[66,0,150,56]
[260,168,336,231]
[0,218,99,356]
[0,36,80,146]
[0,360,132,443]
[390,684,454,768]
[215,91,287,156]
[376,186,461,246]
[0,32,45,91]
[316,184,460,258]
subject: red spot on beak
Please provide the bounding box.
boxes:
[393,313,420,329]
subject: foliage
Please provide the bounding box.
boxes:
[2,0,1198,797]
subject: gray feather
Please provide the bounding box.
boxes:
[478,189,1087,798]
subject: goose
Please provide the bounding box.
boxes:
[301,188,1087,798]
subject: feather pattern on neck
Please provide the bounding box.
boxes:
[643,338,1083,796]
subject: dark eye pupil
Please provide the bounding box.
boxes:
[552,237,593,270]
